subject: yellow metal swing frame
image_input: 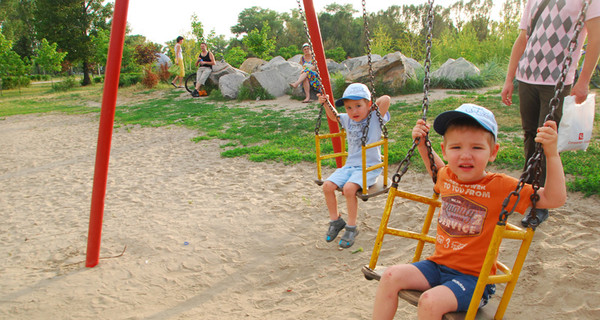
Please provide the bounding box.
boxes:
[362,184,537,320]
[314,131,390,201]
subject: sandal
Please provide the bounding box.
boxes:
[302,99,311,103]
[339,226,359,248]
[326,217,346,242]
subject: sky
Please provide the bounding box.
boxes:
[120,0,431,46]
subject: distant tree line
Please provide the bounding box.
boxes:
[0,0,524,89]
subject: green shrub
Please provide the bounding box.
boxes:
[237,84,274,101]
[1,76,31,89]
[118,73,143,87]
[51,76,77,92]
[325,47,347,62]
[330,72,348,98]
[93,76,103,83]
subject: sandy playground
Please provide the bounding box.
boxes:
[0,93,599,319]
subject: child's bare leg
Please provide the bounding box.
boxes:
[342,182,361,226]
[322,181,340,220]
[417,286,458,319]
[373,264,430,320]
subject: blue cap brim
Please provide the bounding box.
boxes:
[335,95,367,107]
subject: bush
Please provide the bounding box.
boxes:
[237,84,274,101]
[1,76,31,89]
[93,76,103,83]
[118,73,143,87]
[157,63,170,83]
[141,65,159,88]
[51,76,77,92]
[325,47,347,62]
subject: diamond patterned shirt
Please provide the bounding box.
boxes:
[517,0,600,85]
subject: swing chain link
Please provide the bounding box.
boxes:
[500,0,589,227]
[360,0,388,147]
[297,0,341,135]
[393,0,437,185]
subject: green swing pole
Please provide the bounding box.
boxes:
[86,0,129,267]
[303,0,343,168]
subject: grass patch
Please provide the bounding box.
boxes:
[1,83,599,197]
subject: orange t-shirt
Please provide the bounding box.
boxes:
[428,166,534,277]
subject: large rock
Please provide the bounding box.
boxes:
[259,56,303,85]
[244,68,289,97]
[219,73,248,99]
[341,54,382,71]
[239,57,266,74]
[431,57,480,80]
[345,52,416,91]
[209,60,247,85]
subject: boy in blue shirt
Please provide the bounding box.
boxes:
[317,83,391,248]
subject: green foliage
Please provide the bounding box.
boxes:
[277,45,299,60]
[243,21,276,60]
[237,84,274,101]
[371,25,394,57]
[231,6,284,39]
[224,47,247,68]
[89,29,110,69]
[1,76,31,89]
[190,14,205,41]
[118,73,143,87]
[0,32,27,78]
[35,38,67,75]
[51,76,77,92]
[325,47,347,62]
[330,72,349,98]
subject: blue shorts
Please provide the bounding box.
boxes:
[326,165,382,189]
[413,260,496,312]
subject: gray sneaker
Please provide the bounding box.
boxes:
[339,225,359,248]
[326,218,346,242]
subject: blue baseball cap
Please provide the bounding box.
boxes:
[335,83,371,107]
[433,104,498,140]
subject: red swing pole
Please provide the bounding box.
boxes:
[86,0,129,268]
[302,0,343,168]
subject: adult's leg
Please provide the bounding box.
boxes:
[196,68,212,90]
[291,72,307,88]
[301,77,311,102]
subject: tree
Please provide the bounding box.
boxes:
[224,46,247,68]
[371,25,394,56]
[242,21,276,60]
[89,29,110,75]
[231,7,284,39]
[0,0,36,60]
[0,32,27,92]
[34,0,113,85]
[35,38,68,79]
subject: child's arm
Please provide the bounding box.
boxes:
[374,95,391,115]
[412,119,445,177]
[534,120,567,209]
[317,93,339,122]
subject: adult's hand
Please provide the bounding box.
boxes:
[571,80,589,104]
[501,80,514,106]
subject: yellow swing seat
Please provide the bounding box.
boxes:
[362,184,537,320]
[314,131,389,201]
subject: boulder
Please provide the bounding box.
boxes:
[239,57,266,74]
[209,60,248,85]
[341,54,382,71]
[219,73,248,99]
[244,68,289,97]
[345,52,415,91]
[431,57,480,80]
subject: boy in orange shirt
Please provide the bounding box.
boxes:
[372,104,566,319]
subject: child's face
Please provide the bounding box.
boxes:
[441,126,499,183]
[343,99,371,122]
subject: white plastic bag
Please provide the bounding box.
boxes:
[557,93,595,152]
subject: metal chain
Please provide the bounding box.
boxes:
[499,0,590,228]
[296,0,340,135]
[392,0,436,187]
[360,0,388,146]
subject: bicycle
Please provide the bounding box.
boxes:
[574,44,600,88]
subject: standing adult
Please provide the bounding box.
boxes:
[192,42,216,97]
[171,36,185,88]
[501,0,600,223]
[290,43,321,103]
